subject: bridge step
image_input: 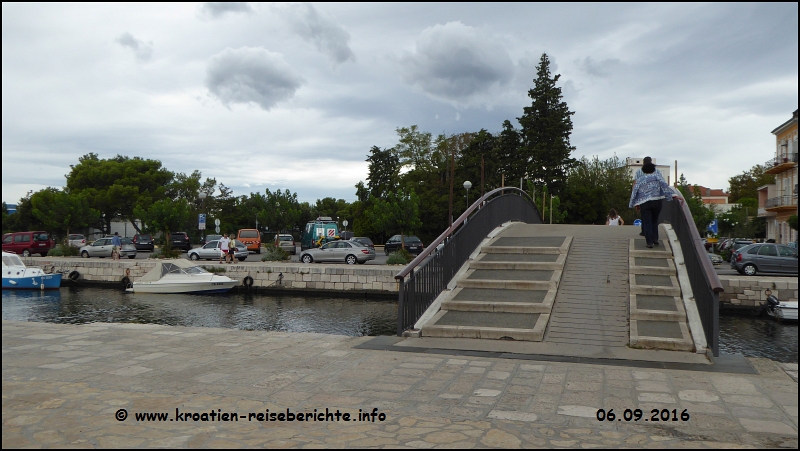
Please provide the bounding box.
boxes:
[627,236,694,352]
[420,235,571,342]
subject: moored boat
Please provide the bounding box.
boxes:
[763,292,798,322]
[2,251,62,290]
[127,259,238,294]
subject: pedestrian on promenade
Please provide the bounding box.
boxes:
[219,233,230,264]
[606,208,624,226]
[228,238,238,264]
[629,162,680,248]
[111,232,121,260]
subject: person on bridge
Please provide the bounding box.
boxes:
[629,162,679,248]
[606,209,624,226]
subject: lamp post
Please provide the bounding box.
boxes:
[199,192,207,243]
[463,181,472,210]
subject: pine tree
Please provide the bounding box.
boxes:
[517,53,576,196]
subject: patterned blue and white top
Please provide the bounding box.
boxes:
[629,173,675,208]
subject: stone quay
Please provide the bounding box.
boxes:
[2,320,797,448]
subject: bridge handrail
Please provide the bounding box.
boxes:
[672,194,724,293]
[395,187,536,281]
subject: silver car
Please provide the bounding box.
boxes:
[80,237,137,259]
[730,243,798,276]
[300,240,376,265]
[187,239,248,262]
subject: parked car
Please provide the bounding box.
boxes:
[707,253,723,265]
[170,232,192,252]
[274,234,296,255]
[187,239,247,262]
[237,229,261,254]
[79,237,137,259]
[132,233,154,251]
[351,237,375,250]
[730,243,798,276]
[384,235,424,255]
[300,240,375,265]
[2,231,55,257]
[68,234,87,248]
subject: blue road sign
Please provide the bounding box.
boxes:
[707,219,718,234]
[199,214,206,230]
[633,219,642,226]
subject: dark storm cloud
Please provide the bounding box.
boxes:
[400,22,514,103]
[205,47,304,110]
[576,57,620,78]
[116,32,153,62]
[275,3,355,64]
[200,2,253,18]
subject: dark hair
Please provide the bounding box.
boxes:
[609,208,618,218]
[642,162,656,174]
[643,156,652,164]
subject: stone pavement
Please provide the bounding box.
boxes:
[2,320,798,448]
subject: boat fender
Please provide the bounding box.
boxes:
[243,276,254,288]
[68,270,80,281]
[126,268,131,276]
[121,276,131,288]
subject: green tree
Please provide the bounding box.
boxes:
[788,214,798,231]
[367,190,422,248]
[4,192,42,233]
[365,146,401,199]
[66,153,173,234]
[677,174,715,236]
[265,189,302,234]
[728,164,775,203]
[133,198,191,254]
[517,53,577,196]
[560,156,635,224]
[30,188,99,240]
[394,126,433,172]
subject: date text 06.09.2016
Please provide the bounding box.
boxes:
[596,408,690,422]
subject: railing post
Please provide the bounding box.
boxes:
[396,278,405,336]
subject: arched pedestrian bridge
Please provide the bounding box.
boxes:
[395,188,723,361]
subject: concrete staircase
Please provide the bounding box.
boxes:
[421,236,570,341]
[629,226,695,351]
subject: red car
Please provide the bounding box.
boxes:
[2,231,55,257]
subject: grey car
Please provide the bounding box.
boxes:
[80,237,137,259]
[187,239,248,262]
[274,234,297,255]
[300,240,376,265]
[730,243,798,276]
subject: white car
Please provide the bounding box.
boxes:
[79,237,137,259]
[187,240,248,261]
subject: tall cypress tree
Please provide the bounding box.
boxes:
[517,53,576,195]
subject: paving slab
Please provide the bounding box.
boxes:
[5,320,796,449]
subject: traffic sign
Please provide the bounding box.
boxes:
[214,218,221,226]
[342,220,348,227]
[633,219,642,226]
[707,219,718,234]
[215,226,220,233]
[198,214,206,230]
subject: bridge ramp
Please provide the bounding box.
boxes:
[419,223,697,353]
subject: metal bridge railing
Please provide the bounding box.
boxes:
[395,187,541,335]
[660,197,723,356]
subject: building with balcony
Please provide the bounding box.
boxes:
[759,109,798,244]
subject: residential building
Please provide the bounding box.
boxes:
[626,157,671,185]
[758,109,798,244]
[688,186,739,214]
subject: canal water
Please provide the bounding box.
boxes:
[2,288,797,363]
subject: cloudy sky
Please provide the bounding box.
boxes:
[2,2,797,205]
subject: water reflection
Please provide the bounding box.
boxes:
[719,313,797,363]
[2,287,396,337]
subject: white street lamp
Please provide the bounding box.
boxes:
[463,181,472,209]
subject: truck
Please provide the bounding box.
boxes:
[300,217,340,251]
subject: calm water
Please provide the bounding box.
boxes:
[2,288,797,362]
[2,287,397,337]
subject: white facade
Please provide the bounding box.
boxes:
[626,157,671,185]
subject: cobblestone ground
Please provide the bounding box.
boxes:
[2,320,797,448]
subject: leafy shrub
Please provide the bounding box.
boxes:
[386,250,411,265]
[720,249,732,263]
[261,244,289,262]
[149,247,182,259]
[48,244,79,257]
[201,265,226,274]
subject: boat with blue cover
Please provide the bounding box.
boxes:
[2,251,62,290]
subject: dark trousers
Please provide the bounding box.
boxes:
[640,199,663,245]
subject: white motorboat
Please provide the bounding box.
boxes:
[2,251,62,290]
[763,293,798,322]
[127,259,238,294]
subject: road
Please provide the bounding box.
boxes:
[130,245,392,265]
